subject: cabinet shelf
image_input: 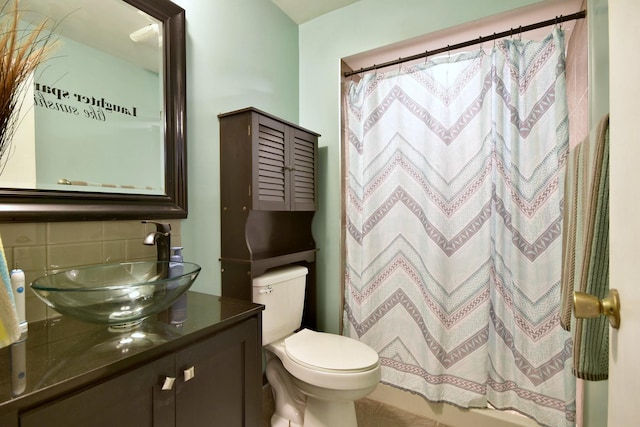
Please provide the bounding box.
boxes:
[221,248,317,272]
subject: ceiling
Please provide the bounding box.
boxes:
[272,0,360,24]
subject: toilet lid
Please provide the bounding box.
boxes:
[284,329,379,372]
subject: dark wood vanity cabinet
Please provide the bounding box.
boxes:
[219,108,319,328]
[1,295,263,427]
[20,317,260,427]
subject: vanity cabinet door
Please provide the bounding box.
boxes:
[20,354,176,427]
[174,316,261,427]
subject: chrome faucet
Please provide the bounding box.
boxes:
[143,221,171,263]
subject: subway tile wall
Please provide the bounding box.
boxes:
[0,219,182,324]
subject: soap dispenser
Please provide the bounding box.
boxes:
[170,247,184,273]
[169,247,186,324]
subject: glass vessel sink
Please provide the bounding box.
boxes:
[31,261,201,327]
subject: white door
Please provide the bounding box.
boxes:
[608,0,640,425]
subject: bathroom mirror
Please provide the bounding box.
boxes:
[0,0,186,221]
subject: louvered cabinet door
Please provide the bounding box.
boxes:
[253,114,289,210]
[220,107,318,213]
[252,113,317,211]
[289,128,317,211]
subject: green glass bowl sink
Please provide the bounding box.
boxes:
[31,261,201,327]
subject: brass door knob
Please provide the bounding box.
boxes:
[573,289,621,329]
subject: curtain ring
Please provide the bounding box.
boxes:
[424,49,428,65]
[518,25,522,40]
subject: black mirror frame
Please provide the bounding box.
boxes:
[0,0,187,222]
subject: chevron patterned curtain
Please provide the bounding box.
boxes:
[344,28,575,427]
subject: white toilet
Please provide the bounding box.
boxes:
[253,265,381,427]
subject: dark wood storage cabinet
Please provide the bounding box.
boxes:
[219,107,319,328]
[219,107,318,212]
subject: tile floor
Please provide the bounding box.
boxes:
[262,386,453,427]
[354,398,453,427]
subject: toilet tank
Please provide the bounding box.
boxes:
[252,265,308,345]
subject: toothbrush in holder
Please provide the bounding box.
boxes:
[10,267,27,333]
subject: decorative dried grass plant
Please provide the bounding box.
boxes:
[0,0,56,173]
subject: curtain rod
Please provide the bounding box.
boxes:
[344,10,586,78]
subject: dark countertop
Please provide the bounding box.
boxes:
[0,291,263,416]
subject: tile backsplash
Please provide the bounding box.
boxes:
[0,219,182,323]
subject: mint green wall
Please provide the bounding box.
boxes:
[175,0,548,331]
[298,0,546,334]
[584,1,609,426]
[589,0,609,125]
[172,0,299,293]
[172,0,607,423]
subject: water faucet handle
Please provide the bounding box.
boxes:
[142,220,171,234]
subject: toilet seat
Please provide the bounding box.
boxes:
[266,329,381,391]
[284,329,379,373]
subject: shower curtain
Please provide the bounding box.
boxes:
[344,28,575,427]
